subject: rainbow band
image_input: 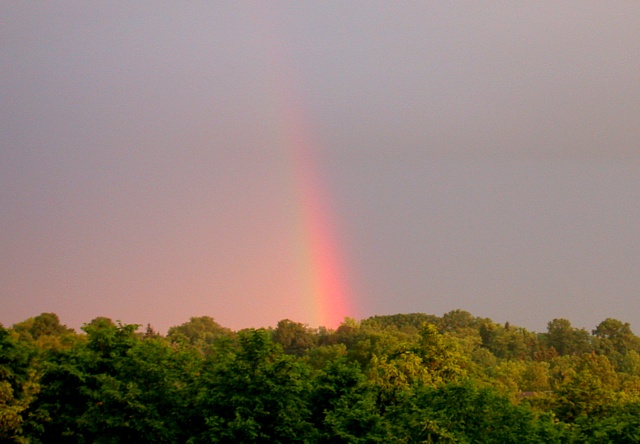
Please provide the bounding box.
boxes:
[289,131,351,329]
[251,5,353,328]
[276,89,351,328]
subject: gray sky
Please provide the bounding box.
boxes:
[2,2,639,333]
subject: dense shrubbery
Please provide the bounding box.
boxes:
[3,311,640,442]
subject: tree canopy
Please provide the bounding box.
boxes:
[3,310,640,442]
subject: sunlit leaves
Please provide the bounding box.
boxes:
[7,311,640,441]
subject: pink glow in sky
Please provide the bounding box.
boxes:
[258,8,355,328]
[2,2,640,333]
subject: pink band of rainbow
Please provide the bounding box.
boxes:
[288,122,352,329]
[251,5,353,328]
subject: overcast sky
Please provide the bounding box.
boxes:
[2,2,640,333]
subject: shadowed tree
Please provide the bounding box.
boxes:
[167,316,234,355]
[25,320,202,443]
[272,319,317,356]
[543,318,592,356]
[193,329,314,443]
[384,381,567,443]
[0,325,39,442]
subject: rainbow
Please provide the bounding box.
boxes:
[252,7,354,329]
[282,105,353,329]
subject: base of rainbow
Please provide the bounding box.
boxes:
[251,5,355,329]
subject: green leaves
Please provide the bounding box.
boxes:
[385,382,567,443]
[0,326,39,442]
[7,311,640,442]
[25,321,201,443]
[194,329,314,443]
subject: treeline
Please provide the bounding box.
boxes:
[3,311,640,442]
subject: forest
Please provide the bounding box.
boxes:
[3,311,640,443]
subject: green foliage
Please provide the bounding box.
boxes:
[362,313,439,335]
[167,316,235,356]
[320,388,389,443]
[385,381,568,443]
[193,329,314,443]
[24,320,201,443]
[551,353,620,422]
[309,357,388,442]
[7,311,640,442]
[574,402,640,443]
[592,318,640,370]
[11,313,78,351]
[272,319,317,356]
[479,321,539,360]
[0,326,39,442]
[544,318,593,356]
[417,323,468,383]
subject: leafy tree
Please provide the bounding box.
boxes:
[469,346,499,379]
[320,387,390,443]
[12,310,640,442]
[193,329,314,443]
[11,313,79,351]
[12,313,74,340]
[543,318,592,356]
[385,381,567,443]
[369,351,431,407]
[593,318,636,341]
[480,321,534,359]
[416,323,468,384]
[309,357,389,442]
[439,309,478,332]
[25,320,201,443]
[361,313,439,335]
[367,322,470,410]
[167,316,234,355]
[330,319,415,371]
[490,360,527,395]
[307,343,348,370]
[593,318,640,369]
[0,326,39,442]
[272,319,316,356]
[551,353,620,422]
[521,360,551,393]
[619,349,640,378]
[574,401,640,443]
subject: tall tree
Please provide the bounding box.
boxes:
[544,318,592,356]
[593,318,640,367]
[167,316,234,355]
[25,320,201,443]
[272,319,316,356]
[11,313,78,351]
[0,326,39,442]
[193,329,314,443]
